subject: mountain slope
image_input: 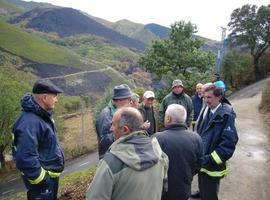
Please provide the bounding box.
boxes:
[0,19,90,69]
[145,23,170,39]
[11,7,146,51]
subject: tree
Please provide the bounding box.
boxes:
[221,50,252,89]
[139,21,215,96]
[228,4,270,81]
[0,72,29,169]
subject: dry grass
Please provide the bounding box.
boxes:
[61,110,98,160]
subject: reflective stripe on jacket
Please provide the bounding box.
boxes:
[196,103,238,177]
[12,93,64,185]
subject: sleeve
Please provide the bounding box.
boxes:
[194,135,203,174]
[159,99,166,127]
[186,97,194,127]
[95,110,114,155]
[14,126,48,185]
[210,115,238,165]
[86,161,113,200]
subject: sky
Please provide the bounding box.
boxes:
[23,0,269,41]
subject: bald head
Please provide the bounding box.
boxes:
[165,104,187,126]
[111,107,144,139]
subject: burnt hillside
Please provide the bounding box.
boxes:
[11,7,146,51]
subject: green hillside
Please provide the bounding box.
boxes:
[0,0,23,13]
[0,19,95,70]
[46,34,140,70]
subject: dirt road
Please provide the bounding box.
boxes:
[218,92,270,200]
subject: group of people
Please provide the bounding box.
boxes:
[11,74,238,200]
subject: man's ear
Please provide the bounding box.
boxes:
[165,115,171,124]
[122,125,130,134]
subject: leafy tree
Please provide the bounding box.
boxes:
[221,50,252,90]
[228,4,270,81]
[139,21,215,99]
[0,72,29,169]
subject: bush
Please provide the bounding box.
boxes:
[260,81,270,112]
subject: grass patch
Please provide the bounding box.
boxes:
[2,167,97,200]
[0,19,87,69]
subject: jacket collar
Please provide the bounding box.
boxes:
[165,123,187,131]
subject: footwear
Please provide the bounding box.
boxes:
[190,190,200,198]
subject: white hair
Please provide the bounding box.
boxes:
[165,104,187,124]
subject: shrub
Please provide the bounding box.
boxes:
[260,81,270,113]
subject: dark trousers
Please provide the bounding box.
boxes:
[23,176,59,200]
[198,172,220,200]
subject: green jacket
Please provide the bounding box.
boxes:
[159,92,193,127]
[86,130,168,200]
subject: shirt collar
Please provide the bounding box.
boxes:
[211,103,221,114]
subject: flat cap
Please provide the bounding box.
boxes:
[112,84,132,100]
[32,80,63,94]
[172,79,184,88]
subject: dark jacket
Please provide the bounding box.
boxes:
[12,93,64,186]
[95,100,115,159]
[155,124,203,200]
[196,103,238,178]
[191,93,203,121]
[160,92,193,127]
[138,103,156,135]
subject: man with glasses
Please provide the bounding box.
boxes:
[95,84,132,159]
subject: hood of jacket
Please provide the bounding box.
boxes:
[21,93,52,120]
[109,130,164,171]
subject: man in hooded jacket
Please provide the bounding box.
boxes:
[87,107,168,200]
[12,80,64,200]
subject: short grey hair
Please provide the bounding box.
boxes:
[165,104,187,124]
[131,93,140,102]
[118,107,144,132]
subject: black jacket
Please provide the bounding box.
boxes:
[155,124,203,200]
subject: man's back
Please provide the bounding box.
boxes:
[87,131,168,200]
[155,124,203,200]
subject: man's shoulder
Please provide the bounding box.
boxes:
[103,152,126,175]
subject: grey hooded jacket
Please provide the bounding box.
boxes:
[86,130,168,200]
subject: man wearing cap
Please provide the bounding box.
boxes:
[160,79,193,127]
[95,84,132,159]
[12,79,64,200]
[138,90,156,136]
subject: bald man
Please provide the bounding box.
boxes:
[191,83,203,130]
[87,107,168,200]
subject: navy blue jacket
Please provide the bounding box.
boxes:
[95,100,115,159]
[155,124,203,200]
[12,93,64,185]
[196,103,238,178]
[191,93,203,121]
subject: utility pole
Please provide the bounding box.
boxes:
[216,27,227,74]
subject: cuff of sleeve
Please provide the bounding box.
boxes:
[28,167,46,184]
[211,150,223,165]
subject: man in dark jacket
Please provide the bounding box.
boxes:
[191,83,203,130]
[195,84,238,200]
[95,84,132,159]
[160,79,193,127]
[155,104,203,200]
[12,80,64,200]
[138,90,156,136]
